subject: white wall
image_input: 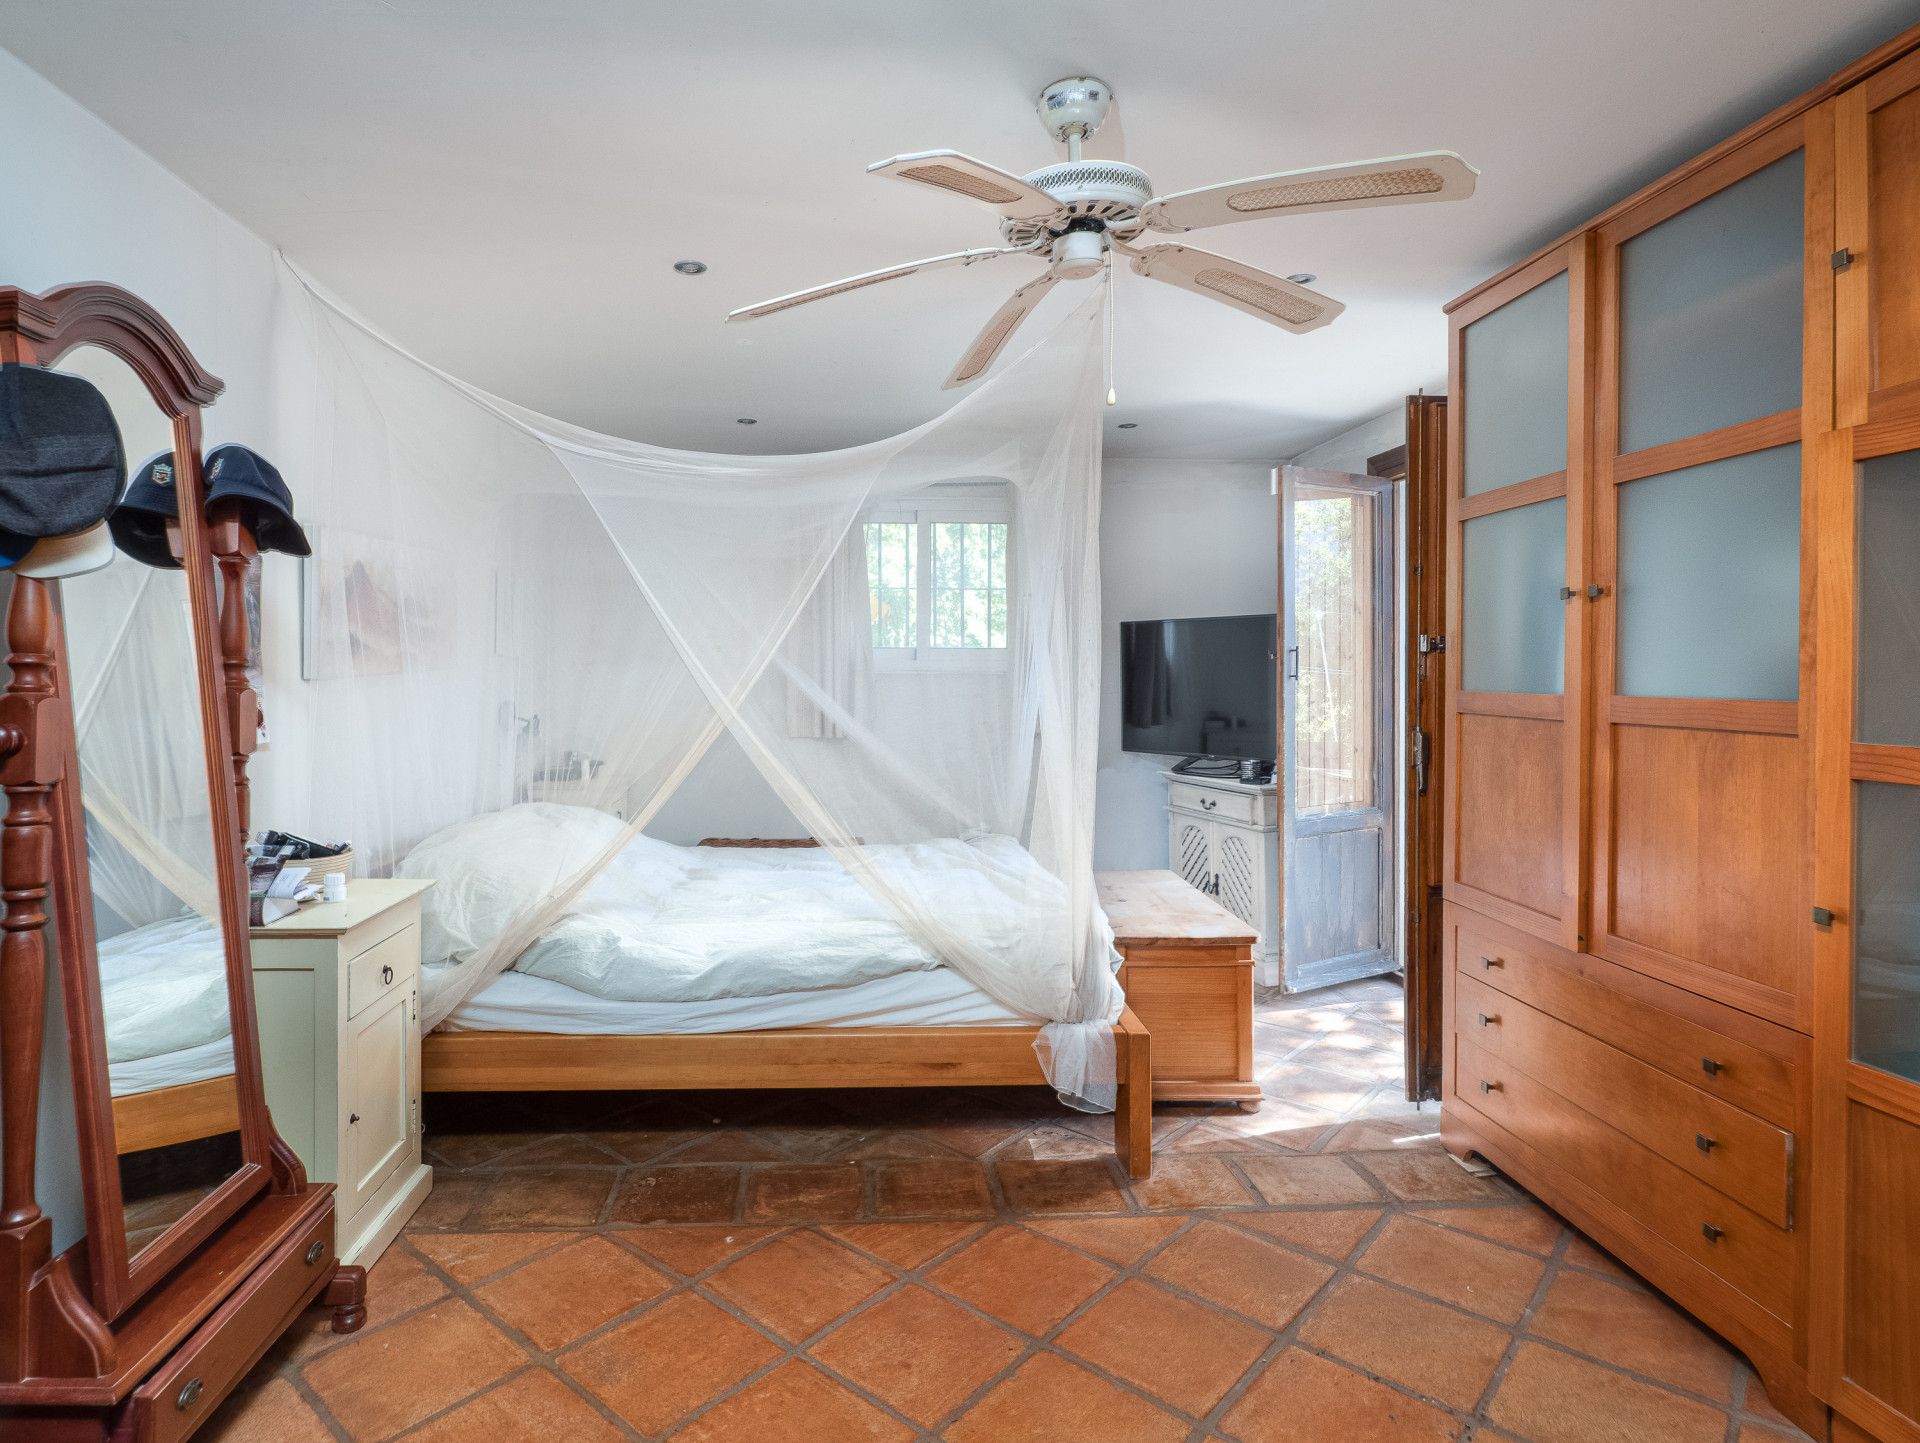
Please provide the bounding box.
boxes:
[1094,459,1279,870]
[1289,407,1407,477]
[0,46,286,1253]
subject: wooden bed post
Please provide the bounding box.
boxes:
[1114,1009,1152,1179]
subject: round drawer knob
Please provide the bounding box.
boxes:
[306,1240,327,1266]
[176,1378,204,1411]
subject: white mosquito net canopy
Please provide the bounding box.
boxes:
[256,259,1121,1109]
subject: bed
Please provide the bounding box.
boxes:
[411,805,1153,1176]
[101,914,242,1152]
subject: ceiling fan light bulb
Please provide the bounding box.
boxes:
[1049,229,1108,280]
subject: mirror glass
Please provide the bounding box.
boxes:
[55,345,244,1263]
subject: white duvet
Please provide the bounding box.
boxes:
[98,913,230,1065]
[402,803,1098,1006]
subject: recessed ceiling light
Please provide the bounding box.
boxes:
[736,417,757,425]
[1116,422,1138,429]
[1285,272,1316,285]
[673,259,708,275]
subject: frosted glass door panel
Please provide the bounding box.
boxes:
[1463,273,1568,496]
[1854,782,1920,1083]
[1858,450,1920,747]
[1462,497,1565,695]
[1617,444,1801,700]
[1619,152,1804,454]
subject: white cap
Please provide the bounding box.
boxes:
[13,522,117,579]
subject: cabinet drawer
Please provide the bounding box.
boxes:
[1457,972,1792,1225]
[126,1199,336,1443]
[346,923,417,1021]
[1455,913,1797,1127]
[1454,1035,1792,1321]
[1169,782,1258,826]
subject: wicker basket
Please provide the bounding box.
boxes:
[294,848,353,884]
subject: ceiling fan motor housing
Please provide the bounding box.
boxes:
[1048,228,1108,279]
[1001,160,1155,245]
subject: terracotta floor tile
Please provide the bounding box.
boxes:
[1229,1207,1381,1260]
[995,1158,1131,1215]
[1239,1154,1381,1205]
[1738,1426,1810,1443]
[408,1230,576,1286]
[198,1375,334,1443]
[425,1127,549,1170]
[1222,1347,1466,1443]
[610,1165,740,1224]
[1323,1117,1443,1153]
[706,1229,891,1341]
[1297,1275,1511,1410]
[1744,1372,1806,1430]
[825,1220,982,1268]
[1487,1342,1728,1443]
[944,1352,1189,1443]
[1056,1277,1271,1415]
[591,1125,700,1163]
[837,1128,969,1161]
[1129,1157,1254,1210]
[812,1283,1025,1425]
[1145,1219,1333,1329]
[464,1168,615,1228]
[474,1235,671,1350]
[302,1299,528,1441]
[744,1162,865,1222]
[921,1116,1032,1157]
[927,1225,1115,1334]
[560,1290,780,1435]
[614,1225,776,1276]
[1357,1215,1546,1324]
[359,1245,450,1330]
[493,1134,625,1168]
[675,1358,914,1443]
[1351,1148,1506,1202]
[752,1122,871,1160]
[991,1122,1116,1161]
[1023,1215,1184,1265]
[1413,1202,1564,1256]
[871,1158,996,1217]
[1564,1231,1646,1286]
[1528,1269,1737,1401]
[673,1129,795,1163]
[405,1368,626,1443]
[408,1173,484,1229]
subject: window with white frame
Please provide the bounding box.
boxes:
[863,494,1011,670]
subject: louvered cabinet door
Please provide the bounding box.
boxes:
[1171,815,1216,898]
[1215,828,1261,931]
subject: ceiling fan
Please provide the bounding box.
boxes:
[726,77,1478,389]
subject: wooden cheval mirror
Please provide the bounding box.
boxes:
[0,284,362,1441]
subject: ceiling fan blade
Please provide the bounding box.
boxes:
[868,150,1062,224]
[944,275,1058,388]
[1128,244,1344,334]
[727,246,1032,322]
[1141,151,1478,233]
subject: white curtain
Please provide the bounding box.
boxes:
[265,256,1120,1109]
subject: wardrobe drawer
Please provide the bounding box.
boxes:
[1454,913,1797,1127]
[346,924,416,1021]
[1168,782,1258,826]
[125,1199,337,1443]
[1454,1036,1792,1321]
[1457,972,1793,1225]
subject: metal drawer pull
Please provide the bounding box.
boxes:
[348,1113,360,1126]
[1695,1134,1717,1154]
[1477,1012,1498,1027]
[1199,797,1217,810]
[176,1378,204,1411]
[381,963,395,985]
[1701,1223,1725,1244]
[1700,1057,1724,1077]
[305,1240,327,1266]
[1479,1079,1501,1094]
[1479,955,1502,970]
[1811,905,1835,928]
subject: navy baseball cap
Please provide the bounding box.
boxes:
[0,363,127,568]
[108,450,183,569]
[204,445,310,557]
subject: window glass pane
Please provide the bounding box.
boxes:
[1854,781,1920,1083]
[864,521,916,648]
[1294,490,1377,815]
[1462,497,1565,694]
[1858,449,1920,746]
[930,520,1007,649]
[1617,444,1800,700]
[1463,272,1568,496]
[1619,152,1803,454]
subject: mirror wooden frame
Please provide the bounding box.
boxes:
[0,283,289,1323]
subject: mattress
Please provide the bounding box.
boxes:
[440,961,1040,1035]
[110,1037,234,1097]
[99,913,236,1097]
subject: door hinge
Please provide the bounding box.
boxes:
[1831,247,1853,271]
[1417,633,1446,654]
[1411,725,1431,795]
[1558,585,1577,601]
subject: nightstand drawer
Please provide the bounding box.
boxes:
[346,924,416,1021]
[1168,781,1258,826]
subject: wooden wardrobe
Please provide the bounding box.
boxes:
[1439,23,1920,1443]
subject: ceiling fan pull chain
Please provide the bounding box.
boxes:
[1105,261,1117,406]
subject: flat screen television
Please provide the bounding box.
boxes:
[1120,613,1277,761]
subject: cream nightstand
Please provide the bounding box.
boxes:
[250,878,435,1265]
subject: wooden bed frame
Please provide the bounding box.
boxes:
[418,837,1155,1177]
[112,1075,243,1155]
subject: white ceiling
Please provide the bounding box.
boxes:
[2,0,1911,459]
